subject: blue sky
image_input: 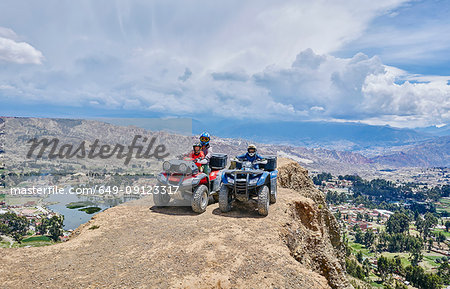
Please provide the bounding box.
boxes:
[0,0,449,128]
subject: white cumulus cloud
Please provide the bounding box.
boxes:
[0,27,43,64]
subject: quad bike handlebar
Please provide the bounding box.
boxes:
[233,158,268,165]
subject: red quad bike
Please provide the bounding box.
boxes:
[154,153,228,213]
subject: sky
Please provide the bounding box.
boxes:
[0,0,449,128]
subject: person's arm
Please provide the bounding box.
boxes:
[195,152,207,164]
[204,147,212,162]
[256,154,267,164]
[183,152,193,161]
[236,153,246,161]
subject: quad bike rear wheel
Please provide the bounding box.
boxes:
[191,184,209,213]
[219,185,232,212]
[257,185,269,216]
[270,190,277,204]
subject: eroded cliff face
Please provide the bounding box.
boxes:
[278,160,350,289]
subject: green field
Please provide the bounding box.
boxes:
[0,193,5,201]
[380,252,411,267]
[437,197,450,214]
[12,236,53,248]
[433,228,450,238]
[348,242,374,257]
[22,236,52,242]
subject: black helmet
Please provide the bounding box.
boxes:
[193,143,201,154]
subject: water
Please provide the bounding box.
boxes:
[45,189,139,230]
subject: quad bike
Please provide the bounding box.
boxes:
[219,156,277,216]
[154,153,227,213]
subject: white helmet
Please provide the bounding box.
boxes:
[247,144,257,157]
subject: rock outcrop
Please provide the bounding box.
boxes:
[278,160,349,289]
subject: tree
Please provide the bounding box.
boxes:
[355,228,364,244]
[445,220,450,232]
[438,261,450,284]
[428,238,433,252]
[409,238,423,266]
[386,212,410,234]
[47,215,64,242]
[37,215,64,242]
[377,256,391,282]
[364,230,375,248]
[436,232,446,248]
[0,212,28,243]
[356,251,363,263]
[418,213,438,240]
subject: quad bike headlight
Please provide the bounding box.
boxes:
[162,161,171,171]
[227,177,234,184]
[249,178,258,185]
[178,163,188,173]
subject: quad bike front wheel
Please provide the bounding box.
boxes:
[191,184,209,213]
[153,191,171,206]
[257,185,269,216]
[219,185,232,212]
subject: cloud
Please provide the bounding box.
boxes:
[1,0,448,128]
[0,27,43,64]
[253,49,450,127]
[2,46,448,127]
[178,68,192,82]
[211,71,248,82]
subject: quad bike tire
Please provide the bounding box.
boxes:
[191,184,209,213]
[208,193,219,204]
[270,190,277,204]
[219,185,232,212]
[257,185,270,216]
[153,191,171,206]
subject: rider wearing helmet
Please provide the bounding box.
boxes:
[186,143,206,171]
[237,144,266,169]
[199,132,212,174]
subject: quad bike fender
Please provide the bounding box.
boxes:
[270,170,278,194]
[193,173,209,186]
[256,172,270,187]
[209,170,220,181]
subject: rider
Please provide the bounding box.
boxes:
[186,143,206,171]
[237,144,267,169]
[199,132,212,174]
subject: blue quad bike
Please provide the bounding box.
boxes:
[219,156,277,216]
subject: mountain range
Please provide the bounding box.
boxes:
[0,117,448,176]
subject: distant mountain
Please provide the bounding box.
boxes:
[193,119,432,151]
[2,117,447,177]
[1,117,377,175]
[414,125,450,137]
[371,136,450,167]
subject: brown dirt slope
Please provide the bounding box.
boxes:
[0,158,350,289]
